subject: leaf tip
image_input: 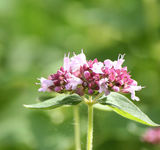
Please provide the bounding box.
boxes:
[151,123,160,127]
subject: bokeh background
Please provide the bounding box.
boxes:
[0,0,160,150]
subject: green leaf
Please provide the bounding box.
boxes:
[24,94,82,110]
[38,95,55,102]
[94,103,112,111]
[98,92,159,126]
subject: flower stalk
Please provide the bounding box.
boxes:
[87,100,94,150]
[74,105,81,150]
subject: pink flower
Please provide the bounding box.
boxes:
[126,86,142,101]
[142,128,160,144]
[91,62,104,74]
[65,74,83,90]
[104,59,113,69]
[38,77,53,92]
[113,54,125,70]
[122,80,143,101]
[98,78,110,96]
[63,50,87,72]
[104,54,125,70]
[108,68,117,82]
[63,53,70,72]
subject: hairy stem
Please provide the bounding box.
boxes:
[74,105,81,150]
[87,104,93,150]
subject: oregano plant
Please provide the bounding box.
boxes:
[24,50,159,150]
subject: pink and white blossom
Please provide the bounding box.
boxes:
[104,59,113,69]
[65,74,83,90]
[98,78,110,96]
[38,51,143,100]
[113,54,125,70]
[38,77,53,92]
[63,53,70,72]
[63,50,87,72]
[91,62,104,74]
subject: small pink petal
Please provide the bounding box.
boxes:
[91,62,104,74]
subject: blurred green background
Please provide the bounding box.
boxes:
[0,0,160,150]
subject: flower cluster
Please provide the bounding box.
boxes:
[142,128,160,144]
[38,50,143,101]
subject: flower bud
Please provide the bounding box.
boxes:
[54,86,62,92]
[88,89,93,94]
[84,71,91,79]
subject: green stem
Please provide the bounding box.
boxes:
[74,105,81,150]
[87,104,93,150]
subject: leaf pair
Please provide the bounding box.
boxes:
[24,92,159,126]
